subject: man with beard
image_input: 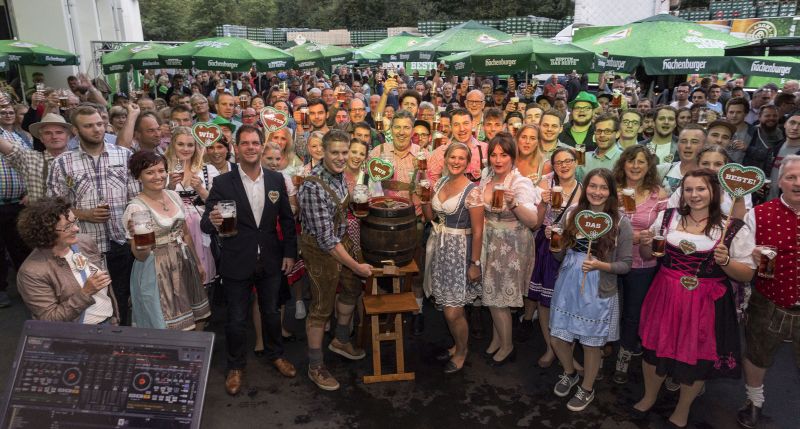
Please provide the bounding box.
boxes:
[618,110,642,149]
[765,111,800,201]
[47,106,138,325]
[559,91,597,152]
[726,97,755,163]
[745,105,784,170]
[294,99,329,160]
[639,106,678,164]
[298,130,372,391]
[465,89,487,142]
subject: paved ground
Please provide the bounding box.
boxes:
[1,281,797,429]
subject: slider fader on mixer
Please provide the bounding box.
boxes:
[4,335,206,428]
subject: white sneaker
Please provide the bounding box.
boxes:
[295,300,307,319]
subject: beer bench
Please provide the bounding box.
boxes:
[359,261,419,384]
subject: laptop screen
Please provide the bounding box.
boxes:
[1,320,214,429]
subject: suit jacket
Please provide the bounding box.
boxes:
[201,167,297,281]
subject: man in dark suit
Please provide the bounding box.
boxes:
[201,124,297,396]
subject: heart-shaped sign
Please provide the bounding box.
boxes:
[718,163,765,199]
[367,157,394,182]
[574,210,614,241]
[679,239,697,255]
[260,106,289,133]
[191,122,222,148]
[680,275,699,291]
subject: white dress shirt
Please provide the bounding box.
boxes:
[238,165,265,227]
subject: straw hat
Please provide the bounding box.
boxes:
[29,113,71,140]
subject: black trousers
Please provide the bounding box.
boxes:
[0,203,30,292]
[105,241,134,326]
[224,271,284,369]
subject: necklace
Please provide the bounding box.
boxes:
[143,192,168,211]
[687,213,708,227]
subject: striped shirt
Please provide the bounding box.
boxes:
[0,128,30,202]
[3,141,56,202]
[47,143,140,252]
[298,163,348,252]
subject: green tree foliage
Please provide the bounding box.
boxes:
[140,0,574,41]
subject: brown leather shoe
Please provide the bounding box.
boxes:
[272,358,297,378]
[225,369,243,396]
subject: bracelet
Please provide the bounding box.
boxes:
[720,255,731,266]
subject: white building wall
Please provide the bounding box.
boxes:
[9,0,143,88]
[574,0,670,26]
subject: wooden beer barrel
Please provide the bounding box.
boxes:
[360,196,417,266]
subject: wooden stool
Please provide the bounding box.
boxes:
[361,261,419,384]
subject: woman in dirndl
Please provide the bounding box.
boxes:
[633,169,755,428]
[422,142,484,374]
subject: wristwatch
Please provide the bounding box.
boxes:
[470,260,481,267]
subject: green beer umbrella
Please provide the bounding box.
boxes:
[286,40,353,70]
[399,21,511,62]
[348,48,381,66]
[359,31,426,61]
[158,37,293,71]
[441,36,597,74]
[573,14,744,75]
[729,56,800,79]
[0,39,77,66]
[101,42,171,74]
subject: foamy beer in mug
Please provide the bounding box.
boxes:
[418,179,432,203]
[652,233,666,257]
[549,226,564,252]
[218,200,238,237]
[299,107,310,129]
[375,113,384,132]
[622,188,636,214]
[239,94,248,109]
[551,186,563,208]
[351,184,369,218]
[491,185,506,211]
[131,210,155,250]
[575,144,586,166]
[757,245,777,279]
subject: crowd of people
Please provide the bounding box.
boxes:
[0,65,798,428]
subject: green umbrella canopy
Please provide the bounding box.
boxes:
[729,56,800,79]
[0,39,78,66]
[573,14,746,75]
[400,21,511,62]
[101,42,171,74]
[286,39,353,70]
[441,36,597,75]
[158,37,293,71]
[725,36,800,56]
[359,31,426,61]
[348,48,380,66]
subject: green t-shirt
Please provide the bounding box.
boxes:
[571,128,589,147]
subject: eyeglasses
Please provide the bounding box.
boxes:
[466,100,484,105]
[553,159,576,167]
[622,120,640,126]
[572,106,593,112]
[349,108,366,112]
[595,129,617,136]
[55,219,78,232]
[0,111,15,116]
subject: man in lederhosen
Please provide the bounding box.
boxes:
[298,129,372,391]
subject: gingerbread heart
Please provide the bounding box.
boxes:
[191,122,222,148]
[679,239,696,255]
[680,275,699,291]
[718,163,765,199]
[574,210,613,241]
[260,106,289,133]
[367,157,394,182]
